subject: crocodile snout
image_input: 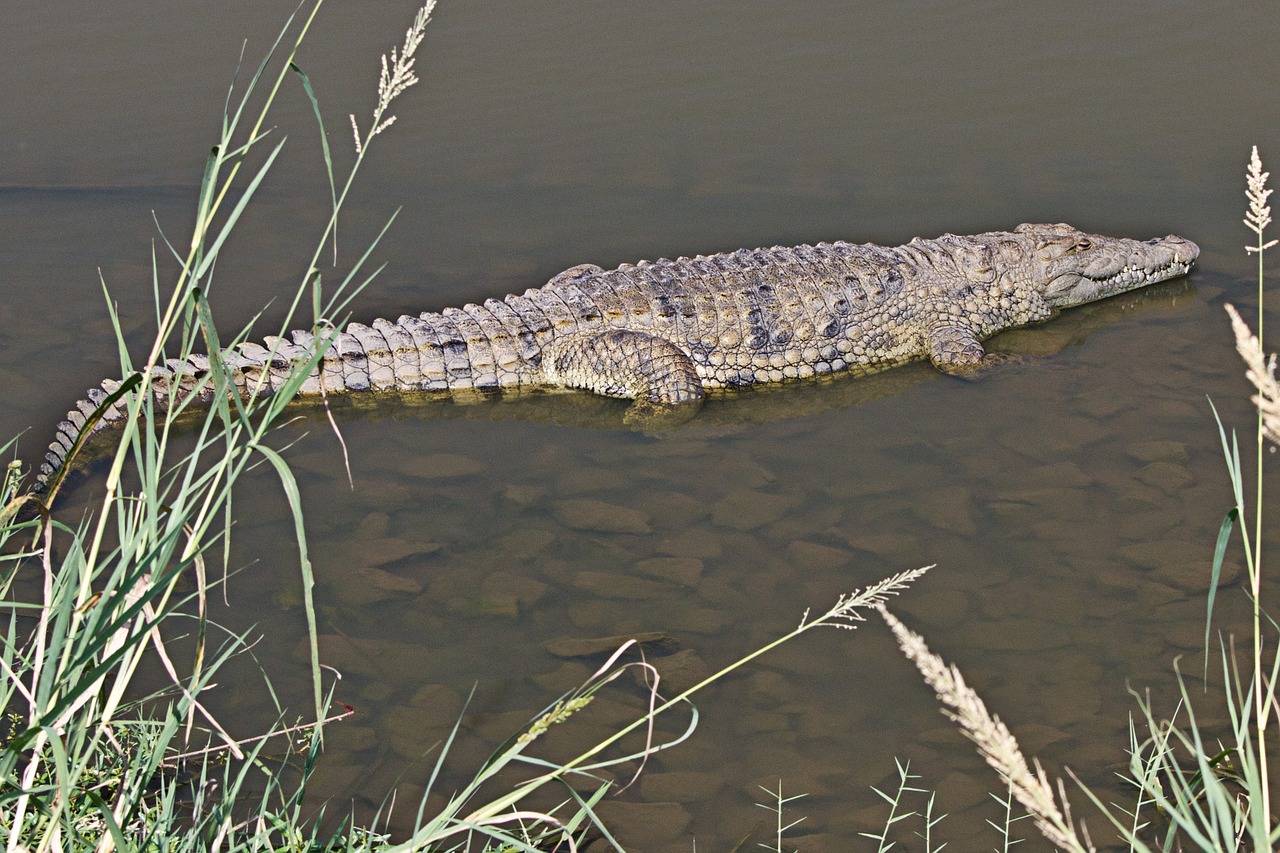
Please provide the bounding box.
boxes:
[1150,234,1200,263]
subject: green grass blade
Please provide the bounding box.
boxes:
[250,444,323,729]
[289,61,339,261]
[1209,399,1245,507]
[192,138,287,282]
[1205,507,1238,674]
[193,144,222,252]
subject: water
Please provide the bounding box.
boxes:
[2,1,1278,848]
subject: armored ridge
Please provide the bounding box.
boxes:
[36,223,1198,489]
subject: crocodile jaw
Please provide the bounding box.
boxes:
[1040,232,1200,309]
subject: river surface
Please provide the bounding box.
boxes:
[3,2,1279,849]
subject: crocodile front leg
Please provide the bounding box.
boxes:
[927,323,1032,376]
[540,329,705,422]
[927,324,989,374]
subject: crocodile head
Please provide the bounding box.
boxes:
[1012,222,1199,309]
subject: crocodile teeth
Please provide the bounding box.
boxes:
[1093,258,1189,288]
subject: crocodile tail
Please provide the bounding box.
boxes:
[31,336,321,495]
[405,303,536,393]
[35,375,142,495]
[32,308,540,496]
[320,305,535,394]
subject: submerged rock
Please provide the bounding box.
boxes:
[399,452,484,479]
[1125,438,1190,464]
[656,527,723,559]
[640,770,725,803]
[572,570,672,599]
[710,490,798,531]
[1134,460,1194,493]
[785,539,854,570]
[544,631,682,658]
[552,498,652,534]
[633,556,704,585]
[592,801,692,847]
[641,648,709,694]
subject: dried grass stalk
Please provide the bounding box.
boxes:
[879,606,1093,852]
[1246,145,1278,250]
[1226,303,1280,446]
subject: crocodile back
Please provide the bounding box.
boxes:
[553,242,927,387]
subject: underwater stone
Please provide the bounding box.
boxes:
[552,498,652,534]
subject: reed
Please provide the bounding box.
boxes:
[0,1,430,848]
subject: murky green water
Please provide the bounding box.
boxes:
[4,1,1280,849]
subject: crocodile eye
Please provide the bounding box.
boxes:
[1075,238,1093,252]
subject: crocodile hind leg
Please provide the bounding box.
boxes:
[540,329,705,423]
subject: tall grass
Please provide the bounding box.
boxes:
[0,1,432,846]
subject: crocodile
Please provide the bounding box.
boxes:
[36,222,1198,488]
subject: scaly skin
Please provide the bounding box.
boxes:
[36,223,1198,487]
